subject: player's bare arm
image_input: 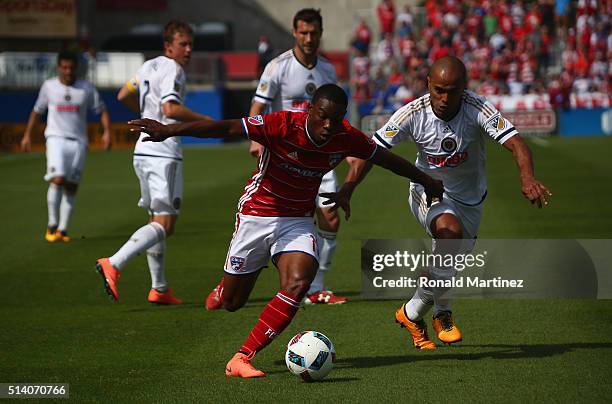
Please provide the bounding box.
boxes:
[162,101,213,122]
[503,135,552,208]
[21,110,40,153]
[322,149,444,219]
[117,82,140,114]
[129,117,243,141]
[248,101,267,157]
[100,110,112,151]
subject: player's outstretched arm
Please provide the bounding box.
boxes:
[129,118,243,142]
[117,82,140,114]
[503,136,552,208]
[370,147,444,206]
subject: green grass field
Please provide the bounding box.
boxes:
[1,137,611,403]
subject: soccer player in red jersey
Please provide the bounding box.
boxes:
[129,84,443,378]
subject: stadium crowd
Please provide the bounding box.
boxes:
[350,0,612,113]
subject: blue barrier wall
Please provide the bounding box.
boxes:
[0,88,224,144]
[558,108,611,137]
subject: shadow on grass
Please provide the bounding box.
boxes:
[328,342,612,368]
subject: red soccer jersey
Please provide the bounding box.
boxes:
[240,111,377,217]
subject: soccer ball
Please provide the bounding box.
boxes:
[285,331,336,381]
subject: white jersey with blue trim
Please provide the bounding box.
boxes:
[132,56,186,159]
[33,77,105,145]
[374,90,518,206]
[253,49,337,112]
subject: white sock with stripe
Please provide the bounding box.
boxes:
[58,190,76,233]
[147,240,167,291]
[47,183,61,229]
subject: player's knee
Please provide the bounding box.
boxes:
[222,296,245,312]
[51,177,65,186]
[64,182,78,194]
[432,214,462,239]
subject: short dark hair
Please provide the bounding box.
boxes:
[57,50,78,66]
[312,84,348,108]
[293,8,323,30]
[163,20,193,43]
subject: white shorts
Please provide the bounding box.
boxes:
[409,182,483,252]
[224,214,319,275]
[133,156,183,216]
[316,170,338,208]
[44,136,87,183]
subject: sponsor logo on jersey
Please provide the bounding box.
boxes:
[56,104,80,112]
[383,122,400,138]
[441,136,457,153]
[230,256,246,272]
[279,162,325,178]
[288,151,298,159]
[427,151,469,167]
[329,153,343,167]
[247,115,264,126]
[305,82,317,95]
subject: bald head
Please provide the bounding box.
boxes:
[429,56,467,85]
[427,56,467,121]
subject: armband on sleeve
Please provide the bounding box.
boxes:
[126,77,139,93]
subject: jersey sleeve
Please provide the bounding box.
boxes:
[33,81,49,114]
[159,62,185,105]
[373,105,415,149]
[477,97,518,144]
[347,124,378,160]
[87,84,106,114]
[253,59,280,105]
[241,111,286,147]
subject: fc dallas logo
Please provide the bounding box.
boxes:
[247,115,264,126]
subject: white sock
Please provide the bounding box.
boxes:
[58,190,76,232]
[109,222,166,271]
[430,266,455,316]
[308,229,337,294]
[405,286,433,321]
[47,183,61,228]
[147,240,167,291]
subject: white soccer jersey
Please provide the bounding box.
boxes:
[131,56,187,159]
[33,78,105,145]
[374,91,518,205]
[253,49,337,112]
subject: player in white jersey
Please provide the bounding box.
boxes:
[21,50,111,243]
[95,20,212,305]
[205,8,347,309]
[335,56,551,348]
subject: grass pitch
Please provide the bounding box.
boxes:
[1,137,611,403]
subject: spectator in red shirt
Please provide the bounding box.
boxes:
[377,0,396,39]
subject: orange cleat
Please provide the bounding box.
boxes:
[225,352,265,378]
[56,230,71,242]
[45,228,60,243]
[95,258,120,302]
[395,304,436,349]
[205,281,224,310]
[148,288,183,305]
[432,311,462,345]
[304,290,347,305]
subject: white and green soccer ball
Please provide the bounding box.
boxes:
[285,331,336,381]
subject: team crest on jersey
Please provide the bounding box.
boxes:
[305,82,317,95]
[441,136,457,153]
[487,114,506,131]
[230,256,246,272]
[383,122,400,138]
[248,115,264,126]
[64,94,71,101]
[329,153,343,167]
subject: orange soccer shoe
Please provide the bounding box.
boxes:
[148,288,183,305]
[304,290,347,305]
[95,258,120,302]
[45,228,60,243]
[56,230,71,242]
[395,304,437,350]
[432,311,462,345]
[205,282,223,310]
[225,352,265,378]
